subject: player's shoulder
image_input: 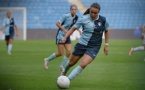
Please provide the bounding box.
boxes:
[78,14,89,21]
[63,13,70,18]
[99,15,106,21]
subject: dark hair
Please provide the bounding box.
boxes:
[70,4,77,10]
[84,2,101,15]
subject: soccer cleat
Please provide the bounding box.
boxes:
[44,58,48,69]
[8,52,11,55]
[129,48,133,56]
[60,67,65,76]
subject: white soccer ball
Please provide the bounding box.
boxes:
[57,76,70,89]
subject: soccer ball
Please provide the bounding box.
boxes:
[57,76,70,89]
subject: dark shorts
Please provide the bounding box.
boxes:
[72,43,101,60]
[56,37,71,44]
[5,33,14,41]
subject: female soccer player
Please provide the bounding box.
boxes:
[2,11,19,55]
[129,25,145,55]
[61,2,109,80]
[44,5,79,71]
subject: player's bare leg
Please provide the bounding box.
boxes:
[44,45,64,69]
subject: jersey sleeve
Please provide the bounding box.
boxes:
[58,14,66,24]
[73,17,84,29]
[105,19,109,30]
[2,19,6,26]
[13,18,17,26]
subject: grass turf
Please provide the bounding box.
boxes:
[0,40,145,90]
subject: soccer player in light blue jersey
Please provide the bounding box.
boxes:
[2,11,19,55]
[44,5,79,72]
[61,2,109,80]
[129,25,145,55]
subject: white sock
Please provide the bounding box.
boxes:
[8,44,12,53]
[68,66,83,80]
[60,56,69,68]
[133,46,144,51]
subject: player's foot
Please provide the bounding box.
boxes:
[44,58,48,69]
[60,67,65,76]
[129,48,133,56]
[8,52,11,55]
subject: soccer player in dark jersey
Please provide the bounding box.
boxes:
[44,5,79,72]
[61,2,109,80]
[2,11,19,55]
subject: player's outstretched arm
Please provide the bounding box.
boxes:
[61,27,77,43]
[1,26,5,33]
[15,25,19,36]
[56,22,68,34]
[104,30,109,55]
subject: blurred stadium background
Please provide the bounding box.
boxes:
[0,0,145,40]
[0,0,145,90]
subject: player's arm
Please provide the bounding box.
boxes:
[61,17,83,43]
[14,25,19,36]
[104,30,109,55]
[76,29,82,35]
[104,20,109,55]
[56,14,68,34]
[1,26,5,33]
[61,27,77,43]
[56,22,67,33]
[2,19,5,33]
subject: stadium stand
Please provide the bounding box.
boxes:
[0,0,145,29]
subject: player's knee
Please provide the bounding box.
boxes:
[66,50,71,56]
[69,60,76,67]
[8,39,13,44]
[80,61,88,69]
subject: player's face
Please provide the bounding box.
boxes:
[7,11,11,18]
[70,6,77,16]
[90,7,99,20]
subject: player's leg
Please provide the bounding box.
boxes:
[60,44,71,70]
[5,35,9,49]
[129,38,145,55]
[7,35,13,55]
[44,44,64,69]
[68,54,93,80]
[129,46,145,55]
[7,39,13,55]
[61,55,81,76]
[67,46,100,80]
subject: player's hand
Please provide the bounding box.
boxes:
[16,33,19,37]
[61,38,66,43]
[104,45,109,55]
[141,35,144,40]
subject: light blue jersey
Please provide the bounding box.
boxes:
[3,17,16,35]
[73,14,109,46]
[56,13,78,44]
[56,13,78,41]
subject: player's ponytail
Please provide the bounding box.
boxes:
[84,8,90,15]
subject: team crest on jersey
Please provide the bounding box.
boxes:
[94,25,97,29]
[98,22,102,26]
[73,20,76,23]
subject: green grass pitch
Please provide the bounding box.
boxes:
[0,39,145,90]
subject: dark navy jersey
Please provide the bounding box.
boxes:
[73,14,109,46]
